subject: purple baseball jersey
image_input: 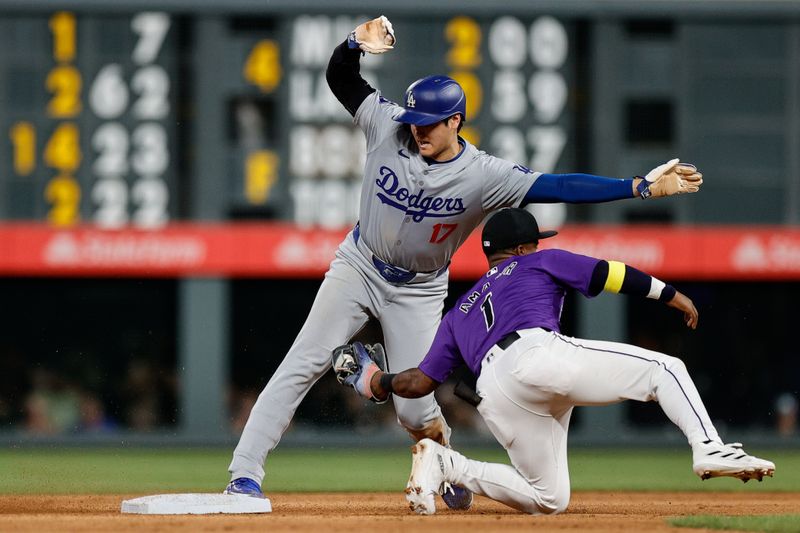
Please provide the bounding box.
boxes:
[418,249,601,382]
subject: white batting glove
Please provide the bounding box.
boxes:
[348,16,396,54]
[636,158,704,199]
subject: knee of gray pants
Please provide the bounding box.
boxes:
[393,395,450,443]
[393,395,440,427]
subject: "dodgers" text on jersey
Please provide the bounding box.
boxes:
[375,166,466,222]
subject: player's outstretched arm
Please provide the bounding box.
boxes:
[332,341,440,402]
[369,369,439,402]
[587,259,698,329]
[523,172,635,204]
[326,16,395,116]
[522,159,702,205]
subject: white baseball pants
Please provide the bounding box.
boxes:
[446,327,720,514]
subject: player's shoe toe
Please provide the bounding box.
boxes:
[224,477,267,499]
[406,438,451,515]
[692,442,775,482]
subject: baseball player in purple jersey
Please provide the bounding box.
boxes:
[335,208,775,515]
[225,16,703,508]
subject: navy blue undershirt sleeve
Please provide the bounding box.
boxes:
[588,261,609,297]
[522,173,635,204]
[589,260,677,302]
[620,264,677,302]
[326,40,376,117]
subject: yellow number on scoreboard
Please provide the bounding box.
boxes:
[44,123,81,172]
[245,150,278,204]
[50,11,76,63]
[46,65,82,118]
[243,40,282,93]
[449,70,483,120]
[445,16,482,68]
[458,126,481,148]
[45,174,81,226]
[10,122,36,176]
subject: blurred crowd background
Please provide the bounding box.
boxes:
[1,278,798,441]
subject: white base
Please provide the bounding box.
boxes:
[121,493,272,515]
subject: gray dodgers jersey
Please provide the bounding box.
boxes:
[353,92,540,273]
[418,249,601,382]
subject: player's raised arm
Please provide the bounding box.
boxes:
[521,159,703,204]
[588,259,699,329]
[326,16,395,116]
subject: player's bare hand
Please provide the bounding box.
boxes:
[666,290,699,329]
[352,16,396,54]
[636,158,703,199]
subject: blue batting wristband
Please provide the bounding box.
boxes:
[347,31,361,49]
[635,176,652,199]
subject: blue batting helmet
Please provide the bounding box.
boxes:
[394,75,466,126]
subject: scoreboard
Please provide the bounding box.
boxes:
[0,11,177,228]
[281,15,576,228]
[3,3,797,232]
[0,10,577,229]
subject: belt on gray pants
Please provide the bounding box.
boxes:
[353,222,448,285]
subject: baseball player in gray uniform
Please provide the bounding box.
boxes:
[335,207,775,515]
[225,16,704,508]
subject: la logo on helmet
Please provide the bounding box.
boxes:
[406,92,416,108]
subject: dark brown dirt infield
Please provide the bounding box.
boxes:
[1,492,797,532]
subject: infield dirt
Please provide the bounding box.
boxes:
[1,492,797,532]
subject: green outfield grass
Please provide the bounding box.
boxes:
[0,447,798,494]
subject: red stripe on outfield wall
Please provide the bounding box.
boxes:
[0,222,799,280]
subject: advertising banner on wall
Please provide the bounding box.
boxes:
[2,223,800,280]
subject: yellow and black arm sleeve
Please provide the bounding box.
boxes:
[588,260,676,301]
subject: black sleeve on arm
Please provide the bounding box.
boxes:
[621,265,677,301]
[326,40,376,117]
[619,265,656,295]
[589,260,677,301]
[588,260,608,297]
